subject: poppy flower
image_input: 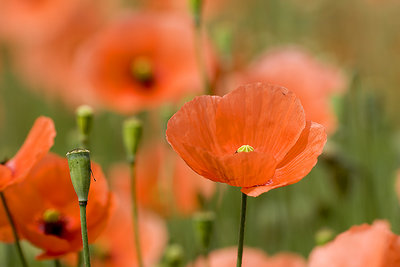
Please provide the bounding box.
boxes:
[109,143,215,216]
[0,116,55,191]
[12,0,108,107]
[0,0,100,44]
[4,153,113,259]
[74,12,216,113]
[189,247,306,267]
[92,171,167,267]
[166,83,327,197]
[225,47,346,133]
[308,220,400,267]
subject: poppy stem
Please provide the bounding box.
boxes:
[130,160,144,267]
[79,201,91,267]
[0,192,29,267]
[54,259,62,267]
[236,192,247,267]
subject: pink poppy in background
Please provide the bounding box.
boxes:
[225,47,346,133]
[308,220,400,267]
[109,144,215,216]
[92,178,167,267]
[12,0,111,108]
[189,247,306,267]
[74,12,216,114]
[0,0,105,45]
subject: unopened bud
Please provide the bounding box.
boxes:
[315,228,335,246]
[193,211,215,253]
[163,244,184,267]
[190,0,203,27]
[66,149,91,203]
[123,118,143,163]
[76,105,93,138]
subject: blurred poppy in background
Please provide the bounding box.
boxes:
[3,153,113,259]
[92,170,168,267]
[225,47,346,133]
[190,247,306,267]
[109,143,215,216]
[74,12,216,114]
[167,83,326,197]
[308,220,400,267]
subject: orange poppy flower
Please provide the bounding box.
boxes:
[74,12,216,114]
[225,47,346,133]
[4,153,113,259]
[166,83,327,197]
[109,143,215,216]
[0,116,55,191]
[12,0,108,108]
[189,247,306,267]
[92,172,167,267]
[308,220,400,267]
[0,0,99,44]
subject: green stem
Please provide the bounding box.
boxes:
[54,259,62,267]
[130,161,143,267]
[0,192,29,267]
[79,202,91,267]
[236,193,247,267]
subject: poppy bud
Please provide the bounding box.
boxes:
[163,244,184,267]
[76,105,93,138]
[66,149,91,203]
[123,118,143,163]
[193,211,215,253]
[236,145,254,153]
[190,0,203,27]
[315,227,335,246]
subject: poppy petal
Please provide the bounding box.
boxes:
[178,143,277,187]
[167,95,222,154]
[6,116,56,183]
[241,121,326,197]
[215,83,306,161]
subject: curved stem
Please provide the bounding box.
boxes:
[236,193,247,267]
[79,202,91,267]
[130,160,143,267]
[0,192,29,267]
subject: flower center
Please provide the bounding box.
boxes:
[130,57,154,87]
[41,209,66,237]
[236,145,254,153]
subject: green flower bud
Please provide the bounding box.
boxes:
[236,145,254,153]
[76,105,93,137]
[193,211,215,253]
[163,244,184,267]
[123,118,143,163]
[315,228,335,246]
[66,149,91,203]
[190,0,203,27]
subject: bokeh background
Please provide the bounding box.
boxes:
[1,0,400,266]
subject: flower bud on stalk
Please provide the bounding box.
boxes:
[123,118,143,163]
[193,211,215,255]
[66,149,91,203]
[76,105,93,149]
[163,244,184,267]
